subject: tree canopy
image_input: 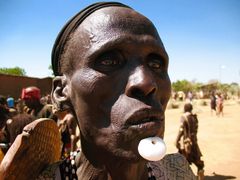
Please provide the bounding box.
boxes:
[172,80,203,93]
[0,67,26,76]
[172,79,240,98]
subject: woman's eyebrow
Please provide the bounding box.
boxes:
[87,35,168,60]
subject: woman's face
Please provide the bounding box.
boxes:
[65,7,171,162]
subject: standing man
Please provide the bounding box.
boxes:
[176,103,204,180]
[216,93,224,117]
[210,92,216,115]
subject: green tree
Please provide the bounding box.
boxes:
[229,83,239,96]
[172,80,193,93]
[192,82,203,91]
[0,67,26,76]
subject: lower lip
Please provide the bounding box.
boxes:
[128,121,162,130]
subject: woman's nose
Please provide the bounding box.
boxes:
[125,66,157,100]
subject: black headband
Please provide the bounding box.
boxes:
[51,2,131,76]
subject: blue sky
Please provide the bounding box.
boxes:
[0,0,239,84]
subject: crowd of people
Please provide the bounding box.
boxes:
[0,86,79,162]
[0,89,208,179]
[0,90,206,180]
[0,87,209,179]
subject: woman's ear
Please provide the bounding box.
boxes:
[51,75,71,113]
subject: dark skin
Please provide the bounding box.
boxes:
[52,6,171,180]
[24,98,43,116]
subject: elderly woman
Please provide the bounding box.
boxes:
[0,2,196,180]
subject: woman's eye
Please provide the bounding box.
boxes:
[95,50,125,72]
[101,59,118,66]
[148,60,161,69]
[147,54,165,70]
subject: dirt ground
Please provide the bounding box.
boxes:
[164,99,240,180]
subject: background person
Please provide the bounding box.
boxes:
[210,92,217,115]
[216,93,224,117]
[56,110,79,158]
[176,103,204,180]
[21,86,57,121]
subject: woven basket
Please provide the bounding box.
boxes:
[0,118,61,180]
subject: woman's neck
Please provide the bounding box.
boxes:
[76,152,108,180]
[106,160,148,180]
[76,152,148,180]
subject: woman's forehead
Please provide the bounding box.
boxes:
[80,7,154,33]
[73,7,161,49]
[86,6,144,21]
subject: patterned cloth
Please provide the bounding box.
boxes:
[149,153,196,179]
[38,152,196,180]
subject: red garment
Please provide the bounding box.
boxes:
[21,87,40,100]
